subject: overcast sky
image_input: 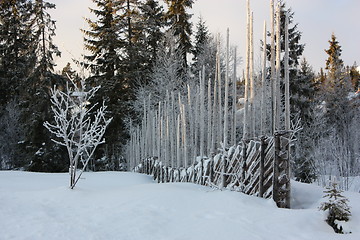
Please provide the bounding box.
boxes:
[50,0,360,74]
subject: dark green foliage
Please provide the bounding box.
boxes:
[349,63,360,90]
[165,0,193,69]
[265,3,317,182]
[82,0,135,163]
[191,16,216,82]
[319,182,351,234]
[0,0,35,106]
[325,34,344,82]
[31,0,61,75]
[322,34,353,136]
[266,2,305,80]
[138,0,166,77]
[0,0,67,172]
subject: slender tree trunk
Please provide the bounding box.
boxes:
[231,47,237,146]
[243,0,250,140]
[181,103,187,168]
[249,11,255,138]
[176,113,181,168]
[207,77,212,155]
[270,0,276,134]
[284,11,290,131]
[275,2,281,131]
[200,66,205,158]
[261,21,267,135]
[217,37,223,146]
[223,28,230,148]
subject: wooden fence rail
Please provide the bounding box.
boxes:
[134,133,291,208]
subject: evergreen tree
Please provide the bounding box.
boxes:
[82,0,132,165]
[349,62,359,90]
[0,0,66,171]
[83,0,123,83]
[138,0,165,75]
[165,0,193,70]
[0,0,34,106]
[319,182,351,234]
[24,0,66,172]
[31,0,60,76]
[122,0,147,86]
[325,34,344,84]
[292,58,318,183]
[323,34,352,135]
[312,34,358,181]
[191,16,216,80]
[266,2,305,80]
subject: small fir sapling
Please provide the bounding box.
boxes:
[319,182,351,234]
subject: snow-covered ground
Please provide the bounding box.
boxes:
[0,171,359,240]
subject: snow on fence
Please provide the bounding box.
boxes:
[127,1,292,208]
[134,133,291,208]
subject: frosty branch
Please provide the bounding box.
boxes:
[44,79,112,189]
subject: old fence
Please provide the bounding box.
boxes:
[134,132,291,208]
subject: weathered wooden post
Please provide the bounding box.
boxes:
[259,136,266,197]
[241,139,248,185]
[200,158,204,185]
[273,132,280,205]
[273,131,291,208]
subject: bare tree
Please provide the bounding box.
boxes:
[44,79,112,189]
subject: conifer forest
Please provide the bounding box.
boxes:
[0,0,359,190]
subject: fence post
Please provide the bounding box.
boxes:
[259,136,266,197]
[200,158,204,185]
[273,132,280,206]
[241,140,248,185]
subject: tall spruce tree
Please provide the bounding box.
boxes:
[138,0,165,76]
[292,58,318,182]
[83,0,131,167]
[323,34,352,133]
[316,34,358,178]
[191,16,216,79]
[349,63,360,90]
[0,0,34,169]
[31,0,60,75]
[266,2,305,80]
[0,0,34,106]
[25,0,65,172]
[0,0,65,171]
[165,0,193,70]
[122,0,147,86]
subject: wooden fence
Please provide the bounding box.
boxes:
[134,132,291,208]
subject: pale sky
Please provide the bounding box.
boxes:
[50,0,360,74]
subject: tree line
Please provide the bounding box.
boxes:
[0,0,359,189]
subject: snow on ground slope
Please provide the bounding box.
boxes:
[0,171,359,240]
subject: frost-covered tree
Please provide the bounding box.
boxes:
[191,16,216,83]
[44,79,112,189]
[0,99,25,169]
[292,59,318,183]
[312,34,359,188]
[133,31,185,113]
[319,182,351,234]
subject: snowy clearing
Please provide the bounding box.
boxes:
[0,171,359,240]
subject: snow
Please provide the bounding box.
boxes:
[1,171,360,240]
